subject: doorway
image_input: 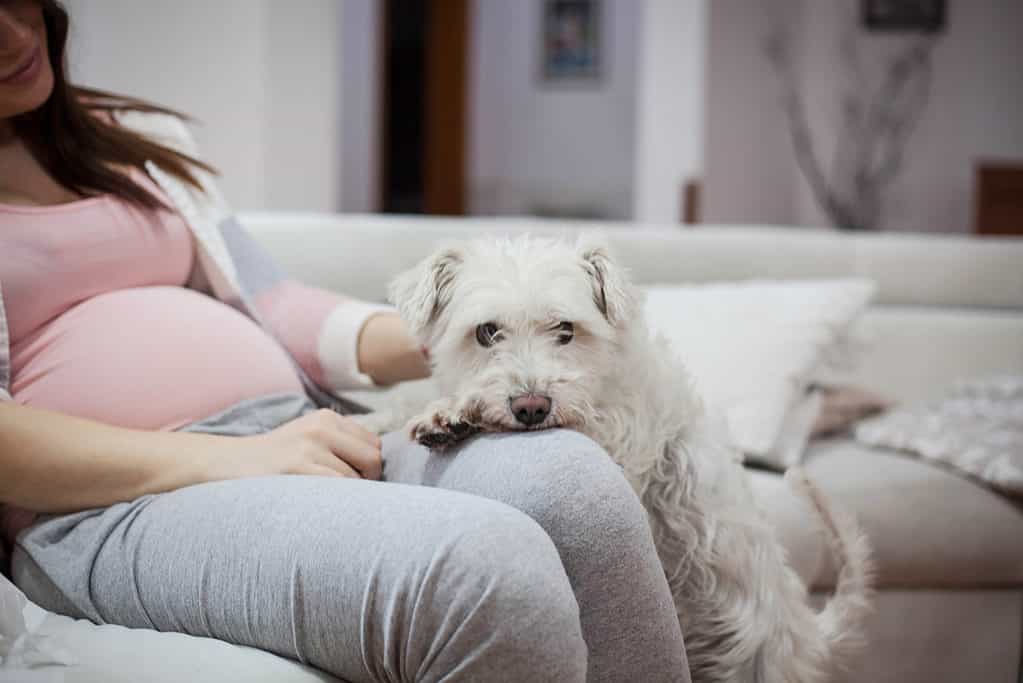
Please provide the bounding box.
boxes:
[380,0,469,215]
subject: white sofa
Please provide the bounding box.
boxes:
[11,213,1023,682]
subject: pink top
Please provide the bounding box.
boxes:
[0,184,384,543]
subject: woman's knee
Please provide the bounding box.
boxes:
[459,430,653,548]
[354,503,587,682]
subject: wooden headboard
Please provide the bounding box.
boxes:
[975,163,1023,235]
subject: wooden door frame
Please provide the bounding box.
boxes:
[975,163,1023,235]
[378,0,469,215]
[424,0,468,215]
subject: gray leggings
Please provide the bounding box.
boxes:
[11,394,688,682]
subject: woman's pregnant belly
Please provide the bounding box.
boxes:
[11,286,304,431]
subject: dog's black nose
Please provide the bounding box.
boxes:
[510,394,551,426]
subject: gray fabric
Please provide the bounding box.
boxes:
[383,431,688,683]
[10,394,689,683]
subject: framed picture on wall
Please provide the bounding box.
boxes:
[540,0,602,83]
[862,0,946,32]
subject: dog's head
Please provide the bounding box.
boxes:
[389,235,641,431]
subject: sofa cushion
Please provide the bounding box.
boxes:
[239,215,1023,311]
[820,589,1022,683]
[750,438,1023,590]
[845,307,1023,403]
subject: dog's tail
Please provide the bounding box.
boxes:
[785,467,875,675]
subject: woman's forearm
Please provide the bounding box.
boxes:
[0,402,221,514]
[357,312,431,386]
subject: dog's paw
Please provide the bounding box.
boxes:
[407,400,481,450]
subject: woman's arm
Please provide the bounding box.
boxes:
[357,312,430,386]
[0,402,381,515]
[253,280,429,390]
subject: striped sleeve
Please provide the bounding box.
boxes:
[253,280,394,390]
[0,283,10,401]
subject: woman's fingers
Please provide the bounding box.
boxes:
[287,410,383,479]
[307,449,362,478]
[312,409,380,449]
[318,425,382,480]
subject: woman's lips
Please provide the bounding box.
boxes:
[0,46,41,86]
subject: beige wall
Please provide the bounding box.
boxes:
[469,0,641,220]
[869,0,1023,233]
[339,0,382,214]
[702,1,795,226]
[704,0,1023,232]
[65,0,342,212]
[632,0,707,225]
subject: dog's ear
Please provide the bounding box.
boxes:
[388,245,464,340]
[578,239,637,328]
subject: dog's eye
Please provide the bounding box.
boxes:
[476,322,500,347]
[556,321,574,345]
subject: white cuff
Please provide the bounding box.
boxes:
[317,302,396,390]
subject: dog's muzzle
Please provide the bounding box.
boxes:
[509,394,551,427]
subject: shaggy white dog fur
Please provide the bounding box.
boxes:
[360,235,873,683]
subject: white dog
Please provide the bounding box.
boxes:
[362,235,873,683]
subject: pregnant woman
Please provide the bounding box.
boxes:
[0,2,689,681]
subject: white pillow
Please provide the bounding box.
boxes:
[643,279,876,464]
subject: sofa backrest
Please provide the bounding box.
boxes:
[241,212,1023,404]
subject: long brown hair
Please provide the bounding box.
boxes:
[11,0,216,210]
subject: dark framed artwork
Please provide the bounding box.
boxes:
[540,0,602,83]
[862,0,946,32]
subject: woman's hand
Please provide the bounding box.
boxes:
[212,409,383,481]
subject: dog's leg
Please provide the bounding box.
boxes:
[638,437,756,683]
[349,410,405,435]
[348,378,443,436]
[646,440,872,683]
[406,396,484,450]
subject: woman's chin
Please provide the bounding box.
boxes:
[0,63,54,120]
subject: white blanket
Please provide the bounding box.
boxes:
[0,574,74,678]
[855,375,1023,498]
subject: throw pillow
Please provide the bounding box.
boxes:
[643,279,876,464]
